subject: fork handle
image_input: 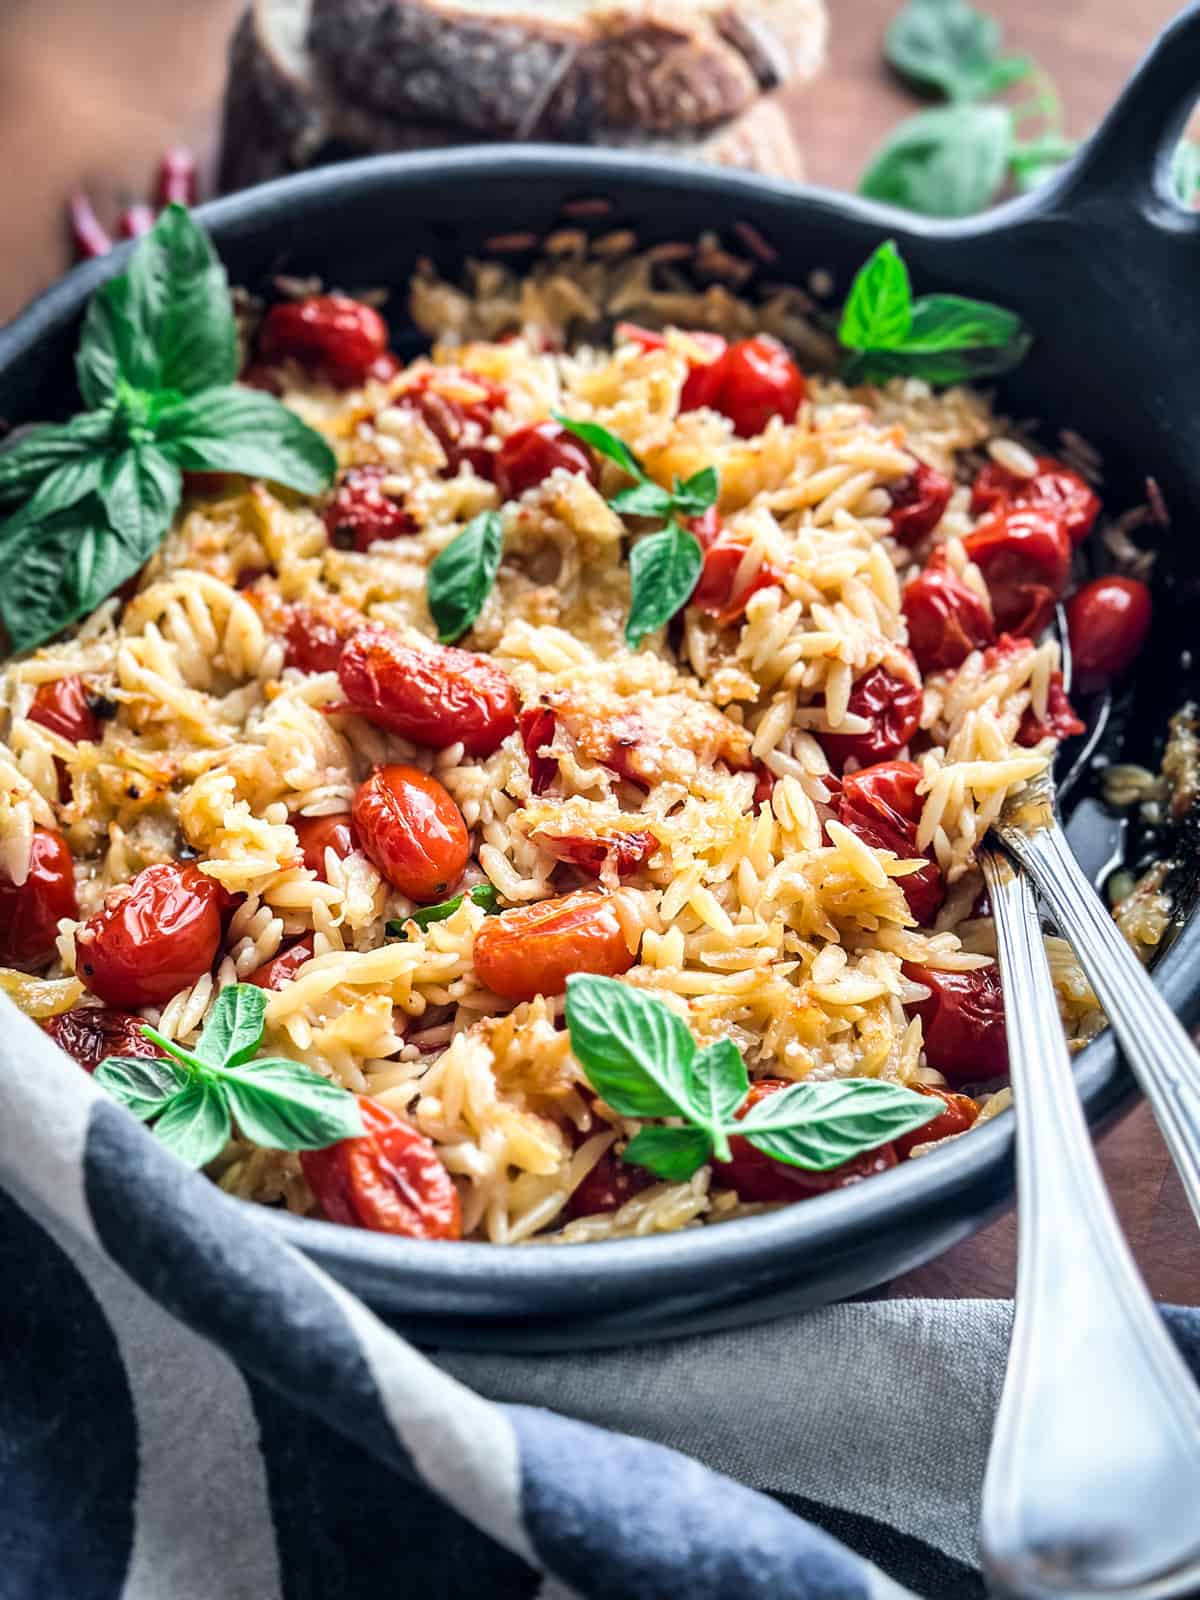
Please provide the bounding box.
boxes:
[997,815,1200,1229]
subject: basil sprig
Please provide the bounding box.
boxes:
[387,882,500,937]
[427,510,503,642]
[838,241,1030,387]
[885,0,1031,103]
[565,975,939,1182]
[0,205,336,653]
[95,983,364,1168]
[555,415,716,649]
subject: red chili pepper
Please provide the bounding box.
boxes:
[117,205,155,240]
[155,148,198,209]
[69,192,112,260]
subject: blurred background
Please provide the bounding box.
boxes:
[0,0,1185,323]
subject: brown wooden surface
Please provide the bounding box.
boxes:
[0,0,1195,1301]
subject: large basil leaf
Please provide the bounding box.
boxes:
[565,974,697,1120]
[737,1078,939,1170]
[859,105,1011,218]
[427,510,503,642]
[100,444,182,552]
[155,385,336,494]
[838,241,913,353]
[0,412,117,507]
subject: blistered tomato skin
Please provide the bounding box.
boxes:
[74,863,226,1008]
[400,372,507,480]
[292,813,356,879]
[284,598,367,674]
[28,676,102,745]
[520,705,558,795]
[324,465,416,551]
[971,457,1100,547]
[1066,576,1152,684]
[902,962,1008,1084]
[352,765,470,902]
[257,295,389,388]
[0,829,78,971]
[691,536,784,625]
[338,629,518,757]
[565,1148,653,1218]
[903,553,995,672]
[713,1077,898,1203]
[494,422,599,501]
[887,461,954,547]
[1018,673,1085,747]
[43,1007,168,1073]
[963,506,1072,638]
[300,1096,462,1238]
[835,760,944,925]
[534,829,656,879]
[894,1084,979,1158]
[819,658,924,771]
[681,337,805,437]
[473,890,635,1002]
[246,937,316,991]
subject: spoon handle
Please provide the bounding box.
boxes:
[996,812,1200,1231]
[977,846,1200,1598]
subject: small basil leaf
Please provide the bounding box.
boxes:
[100,445,182,553]
[149,1077,232,1168]
[625,522,703,649]
[565,974,696,1121]
[859,104,1011,218]
[155,385,336,495]
[427,509,503,642]
[193,983,267,1070]
[669,466,719,517]
[387,883,500,938]
[553,414,645,481]
[885,0,1027,103]
[688,1038,750,1131]
[1173,140,1200,206]
[94,1054,190,1121]
[621,1125,713,1183]
[903,294,1026,353]
[838,241,912,353]
[846,337,1031,388]
[737,1078,940,1171]
[608,481,675,519]
[0,413,117,508]
[0,497,141,653]
[221,1061,365,1150]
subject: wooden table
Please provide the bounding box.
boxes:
[0,0,1194,1301]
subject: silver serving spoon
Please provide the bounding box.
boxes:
[977,845,1200,1599]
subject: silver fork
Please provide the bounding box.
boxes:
[977,845,1200,1599]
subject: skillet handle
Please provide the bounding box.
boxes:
[1053,1,1200,219]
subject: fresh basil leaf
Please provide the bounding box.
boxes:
[0,497,144,653]
[13,452,111,527]
[149,1077,232,1168]
[845,336,1032,388]
[565,974,696,1121]
[1173,140,1200,207]
[885,0,1028,103]
[94,1054,190,1121]
[387,883,500,937]
[99,444,181,553]
[0,413,117,507]
[902,294,1026,353]
[77,279,157,410]
[608,481,675,519]
[737,1078,939,1171]
[1009,133,1077,193]
[221,1060,365,1150]
[553,414,645,481]
[838,241,912,353]
[154,385,336,495]
[621,1125,713,1182]
[859,105,1011,218]
[625,522,703,649]
[193,983,267,1070]
[669,466,719,517]
[427,510,503,642]
[687,1038,750,1133]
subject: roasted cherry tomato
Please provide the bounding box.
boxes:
[962,506,1072,638]
[691,535,784,625]
[300,1096,462,1238]
[28,675,102,744]
[835,760,944,925]
[902,550,995,672]
[713,1077,898,1203]
[819,658,924,771]
[688,504,723,547]
[285,597,367,674]
[0,829,78,971]
[257,294,389,388]
[399,371,507,479]
[1017,672,1084,747]
[293,812,356,879]
[886,460,953,547]
[894,1083,979,1158]
[245,937,316,991]
[494,421,599,501]
[43,1006,168,1074]
[971,456,1100,547]
[565,1147,654,1219]
[520,704,558,795]
[533,829,656,879]
[352,764,469,902]
[681,336,805,437]
[338,628,517,757]
[473,890,635,1002]
[1065,576,1152,685]
[324,464,416,551]
[902,962,1008,1083]
[75,862,226,1008]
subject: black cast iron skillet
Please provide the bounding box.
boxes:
[5,8,1200,1351]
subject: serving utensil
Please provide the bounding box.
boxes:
[977,844,1200,1599]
